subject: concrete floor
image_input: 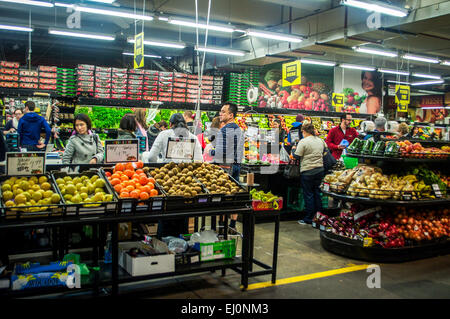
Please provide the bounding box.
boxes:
[109,219,450,299]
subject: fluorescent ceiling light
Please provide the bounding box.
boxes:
[340,63,376,71]
[54,2,72,7]
[195,46,246,56]
[378,68,409,76]
[169,18,234,33]
[0,0,53,7]
[411,80,444,86]
[0,24,33,32]
[442,61,450,66]
[418,90,445,95]
[387,80,411,85]
[412,73,442,80]
[341,0,408,17]
[87,0,115,3]
[122,52,172,59]
[421,106,445,109]
[127,38,185,49]
[75,5,153,21]
[49,28,115,41]
[247,29,303,43]
[301,58,336,66]
[402,54,440,64]
[158,16,169,21]
[354,46,397,57]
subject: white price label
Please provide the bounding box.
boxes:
[323,183,330,192]
[6,152,46,176]
[432,184,442,198]
[105,139,139,164]
[166,137,195,160]
[290,130,299,143]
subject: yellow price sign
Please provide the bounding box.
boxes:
[282,60,301,87]
[395,85,410,105]
[134,32,144,69]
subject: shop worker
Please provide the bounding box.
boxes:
[117,113,137,139]
[17,101,52,152]
[286,114,304,154]
[143,113,202,163]
[3,108,23,134]
[325,113,358,160]
[211,102,244,234]
[62,113,104,164]
[183,110,195,134]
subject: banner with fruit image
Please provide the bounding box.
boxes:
[258,62,334,112]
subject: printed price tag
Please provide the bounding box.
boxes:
[105,139,139,164]
[166,137,195,160]
[323,183,330,192]
[6,152,46,176]
[432,184,442,198]
[402,194,412,201]
[363,237,373,247]
[290,130,299,143]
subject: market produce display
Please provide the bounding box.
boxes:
[314,205,449,248]
[1,175,61,212]
[323,164,448,200]
[54,172,113,205]
[192,163,245,195]
[250,189,282,211]
[105,162,159,199]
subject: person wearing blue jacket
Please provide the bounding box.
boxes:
[17,101,52,151]
[286,113,304,154]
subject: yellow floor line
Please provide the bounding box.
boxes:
[244,264,370,290]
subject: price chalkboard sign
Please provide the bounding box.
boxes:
[6,152,46,176]
[105,139,139,164]
[166,137,195,160]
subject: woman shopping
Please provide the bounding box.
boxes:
[62,113,104,164]
[117,113,137,139]
[295,123,328,225]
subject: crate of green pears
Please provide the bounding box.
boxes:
[51,169,117,215]
[0,174,64,219]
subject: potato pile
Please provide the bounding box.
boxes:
[192,163,245,195]
[146,163,204,197]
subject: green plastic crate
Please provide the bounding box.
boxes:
[193,239,236,262]
[287,186,328,211]
[342,155,358,169]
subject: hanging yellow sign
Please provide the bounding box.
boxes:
[282,60,301,87]
[134,32,144,69]
[395,85,410,112]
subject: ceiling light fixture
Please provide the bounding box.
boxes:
[122,52,173,59]
[0,24,33,32]
[75,5,153,21]
[410,80,444,86]
[158,16,169,21]
[441,61,450,66]
[353,46,397,57]
[87,0,115,3]
[49,28,115,41]
[339,63,376,71]
[169,18,234,33]
[127,38,185,49]
[247,29,303,43]
[301,58,336,66]
[387,80,411,85]
[195,45,246,56]
[378,68,409,76]
[412,73,442,80]
[341,0,408,17]
[0,0,53,6]
[402,54,440,64]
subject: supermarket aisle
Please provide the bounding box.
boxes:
[107,220,450,299]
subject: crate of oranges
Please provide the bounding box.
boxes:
[100,161,165,214]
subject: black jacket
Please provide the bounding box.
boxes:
[147,125,160,150]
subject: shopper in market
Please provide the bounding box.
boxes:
[62,113,104,164]
[147,120,168,150]
[3,108,23,134]
[273,118,286,146]
[17,101,52,152]
[143,113,202,163]
[117,113,137,139]
[203,116,221,162]
[211,102,244,234]
[286,114,304,154]
[134,108,149,151]
[397,122,409,139]
[183,110,195,134]
[325,113,358,160]
[295,123,328,225]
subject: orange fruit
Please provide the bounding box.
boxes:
[147,182,155,190]
[105,171,112,177]
[150,189,158,197]
[114,184,123,193]
[110,178,121,186]
[132,174,140,180]
[139,175,148,185]
[125,185,135,193]
[120,191,130,198]
[124,170,134,178]
[120,175,129,182]
[125,163,135,171]
[135,169,144,175]
[130,190,140,199]
[148,177,156,185]
[111,173,121,180]
[136,161,144,169]
[141,185,151,194]
[115,163,125,172]
[139,191,150,200]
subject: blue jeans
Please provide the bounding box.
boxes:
[300,169,324,223]
[231,163,241,181]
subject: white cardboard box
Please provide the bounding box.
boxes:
[118,240,175,277]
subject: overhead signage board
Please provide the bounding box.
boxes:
[134,32,144,69]
[282,60,301,87]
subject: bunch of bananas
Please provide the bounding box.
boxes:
[250,189,280,209]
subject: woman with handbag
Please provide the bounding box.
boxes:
[62,113,104,164]
[294,123,328,225]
